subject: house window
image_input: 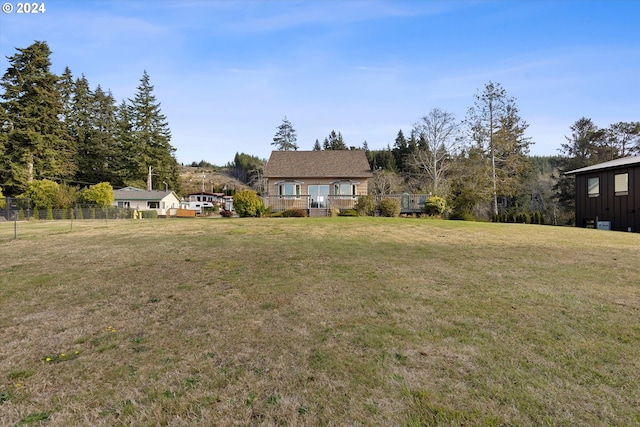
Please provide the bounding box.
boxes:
[334,183,356,196]
[278,183,301,197]
[587,177,599,198]
[615,173,628,196]
[117,201,130,209]
[148,201,160,209]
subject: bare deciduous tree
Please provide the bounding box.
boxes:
[409,108,462,195]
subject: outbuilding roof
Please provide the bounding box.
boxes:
[564,156,640,175]
[113,187,177,201]
[263,150,373,178]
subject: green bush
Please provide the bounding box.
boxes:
[424,196,446,216]
[378,198,400,217]
[24,179,60,209]
[232,190,264,217]
[81,182,114,207]
[281,208,307,217]
[140,210,158,219]
[338,209,359,217]
[355,195,376,216]
[46,207,54,220]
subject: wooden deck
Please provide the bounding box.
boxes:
[262,194,430,216]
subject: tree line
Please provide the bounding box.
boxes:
[269,84,639,223]
[0,41,180,202]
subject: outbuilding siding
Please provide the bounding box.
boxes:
[570,158,640,232]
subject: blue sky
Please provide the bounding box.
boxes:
[1,0,639,165]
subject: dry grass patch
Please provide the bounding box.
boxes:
[0,217,639,426]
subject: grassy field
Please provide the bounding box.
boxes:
[1,217,639,426]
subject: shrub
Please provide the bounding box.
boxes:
[329,208,340,217]
[232,190,264,217]
[378,198,400,217]
[220,210,234,217]
[81,182,114,207]
[355,195,376,216]
[24,179,60,209]
[338,209,359,217]
[140,210,158,219]
[281,208,307,217]
[424,196,446,216]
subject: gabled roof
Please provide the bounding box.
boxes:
[263,150,373,178]
[565,156,640,175]
[113,187,177,201]
[186,192,224,197]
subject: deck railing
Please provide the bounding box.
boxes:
[262,194,430,213]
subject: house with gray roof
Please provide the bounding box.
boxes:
[263,150,373,216]
[112,186,182,217]
[565,156,639,232]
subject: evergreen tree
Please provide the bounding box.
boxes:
[391,129,407,171]
[89,86,120,185]
[553,118,608,220]
[606,121,640,157]
[465,81,532,216]
[114,99,140,186]
[323,130,347,150]
[57,66,75,125]
[312,138,322,151]
[128,71,179,191]
[271,116,298,151]
[71,75,94,184]
[0,41,75,195]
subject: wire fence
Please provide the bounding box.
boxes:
[0,197,136,241]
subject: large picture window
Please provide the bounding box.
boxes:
[278,183,301,197]
[334,183,356,196]
[587,177,599,198]
[615,173,628,196]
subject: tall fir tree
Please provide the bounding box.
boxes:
[312,138,322,151]
[71,75,94,184]
[0,41,75,195]
[57,66,75,125]
[271,116,298,151]
[114,100,141,187]
[89,85,120,185]
[128,70,179,191]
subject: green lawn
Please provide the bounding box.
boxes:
[1,217,639,426]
